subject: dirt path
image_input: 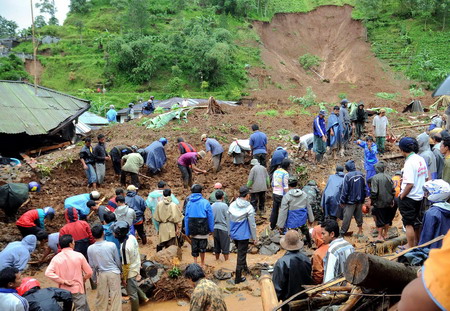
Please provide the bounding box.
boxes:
[250,5,416,104]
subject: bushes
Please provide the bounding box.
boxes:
[298,53,322,70]
[0,55,30,81]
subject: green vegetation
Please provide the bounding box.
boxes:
[168,266,182,278]
[238,125,251,133]
[289,87,317,107]
[0,55,30,81]
[298,53,321,70]
[375,92,399,100]
[277,129,290,135]
[256,109,279,116]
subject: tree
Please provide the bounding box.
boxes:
[125,0,150,34]
[0,15,18,37]
[35,0,58,25]
[74,20,84,44]
[34,15,47,28]
[70,0,92,13]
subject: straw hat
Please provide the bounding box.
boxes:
[280,230,304,251]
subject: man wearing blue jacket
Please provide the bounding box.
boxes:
[321,165,345,219]
[0,235,37,272]
[125,185,148,245]
[228,186,257,284]
[339,160,366,237]
[64,191,101,220]
[269,146,288,181]
[144,138,167,176]
[184,185,214,267]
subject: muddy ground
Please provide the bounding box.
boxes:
[1,4,440,310]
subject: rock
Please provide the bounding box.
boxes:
[259,242,280,255]
[177,300,188,306]
[269,231,281,244]
[357,235,369,243]
[214,269,232,280]
[151,245,182,266]
[249,246,259,254]
[251,288,261,297]
[238,297,247,301]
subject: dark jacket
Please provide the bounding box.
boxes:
[340,160,366,205]
[370,162,395,209]
[419,202,450,249]
[93,142,108,164]
[178,142,196,154]
[272,251,313,305]
[79,145,95,165]
[23,287,72,311]
[125,191,146,223]
[321,172,345,217]
[184,193,214,236]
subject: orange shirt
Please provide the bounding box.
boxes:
[311,225,330,284]
[392,175,401,198]
[423,231,450,309]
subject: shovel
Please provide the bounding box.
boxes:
[310,68,330,83]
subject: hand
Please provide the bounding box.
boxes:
[83,164,88,170]
[122,280,127,287]
[253,239,260,246]
[322,136,326,142]
[135,274,142,282]
[203,170,207,174]
[105,156,111,160]
[63,280,74,286]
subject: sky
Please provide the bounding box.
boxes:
[1,0,70,30]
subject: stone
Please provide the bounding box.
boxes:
[259,242,280,255]
[214,269,232,280]
[151,245,182,266]
[177,300,188,306]
[249,246,259,254]
[269,231,281,244]
[251,288,261,297]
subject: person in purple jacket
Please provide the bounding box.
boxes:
[177,151,207,188]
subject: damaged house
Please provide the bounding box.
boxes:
[0,80,90,156]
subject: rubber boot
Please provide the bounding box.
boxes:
[235,268,246,284]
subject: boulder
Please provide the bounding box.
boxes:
[259,242,280,255]
[151,245,182,266]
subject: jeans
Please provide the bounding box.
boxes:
[85,163,97,185]
[72,293,90,311]
[95,163,106,184]
[270,194,283,230]
[126,277,140,311]
[250,192,266,214]
[340,203,363,235]
[376,136,386,153]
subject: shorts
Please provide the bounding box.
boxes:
[191,238,208,257]
[213,229,230,255]
[372,206,396,228]
[398,197,423,228]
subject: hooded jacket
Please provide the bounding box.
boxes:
[419,202,450,249]
[321,172,345,217]
[125,191,146,223]
[144,141,167,173]
[146,190,180,231]
[16,209,45,229]
[277,189,314,230]
[228,198,257,240]
[356,141,378,171]
[340,160,366,205]
[370,162,395,209]
[0,235,36,271]
[114,204,136,227]
[432,143,444,179]
[184,193,214,236]
[59,208,94,258]
[23,287,72,311]
[417,132,437,179]
[311,225,329,284]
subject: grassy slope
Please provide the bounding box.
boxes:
[11,0,449,112]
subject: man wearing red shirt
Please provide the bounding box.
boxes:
[16,207,55,240]
[59,208,95,259]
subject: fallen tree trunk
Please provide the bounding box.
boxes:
[288,294,348,310]
[344,252,417,292]
[260,275,279,311]
[364,236,407,255]
[392,123,431,130]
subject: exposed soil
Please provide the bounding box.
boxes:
[25,59,44,84]
[249,5,430,106]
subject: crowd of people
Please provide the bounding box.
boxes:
[1,102,450,311]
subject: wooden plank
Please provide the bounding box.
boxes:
[26,141,71,155]
[20,153,37,169]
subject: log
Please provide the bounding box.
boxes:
[260,275,279,311]
[26,141,71,155]
[364,236,407,255]
[288,294,348,310]
[392,123,431,130]
[344,252,417,292]
[380,153,404,160]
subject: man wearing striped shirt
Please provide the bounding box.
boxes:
[321,219,354,283]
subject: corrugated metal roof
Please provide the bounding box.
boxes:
[79,111,109,125]
[0,80,90,135]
